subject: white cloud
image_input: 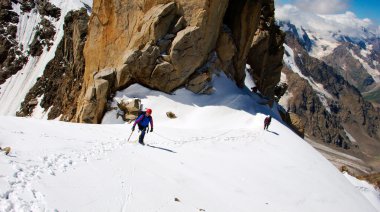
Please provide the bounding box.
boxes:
[276,4,379,39]
[292,0,349,14]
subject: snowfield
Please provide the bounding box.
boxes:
[0,74,379,212]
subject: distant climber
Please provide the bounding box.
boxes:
[264,116,272,130]
[132,109,154,145]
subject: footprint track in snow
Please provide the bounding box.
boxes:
[1,137,128,211]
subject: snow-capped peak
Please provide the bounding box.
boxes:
[276,4,379,58]
[277,4,379,40]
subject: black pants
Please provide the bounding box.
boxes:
[138,124,148,145]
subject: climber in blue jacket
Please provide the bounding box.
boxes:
[132,108,153,145]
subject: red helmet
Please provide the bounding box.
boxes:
[146,108,152,115]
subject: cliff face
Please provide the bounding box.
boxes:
[282,34,380,172]
[0,0,26,84]
[247,2,285,97]
[17,9,89,121]
[323,43,376,93]
[75,0,284,123]
[0,0,61,85]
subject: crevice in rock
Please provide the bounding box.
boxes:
[247,1,285,98]
[223,0,244,35]
[220,0,263,87]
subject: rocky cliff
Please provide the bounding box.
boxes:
[0,0,27,84]
[323,43,377,93]
[282,34,380,172]
[74,0,284,123]
[247,3,284,98]
[0,0,61,85]
[278,20,380,106]
[17,9,89,121]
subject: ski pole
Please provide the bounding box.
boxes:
[127,130,134,142]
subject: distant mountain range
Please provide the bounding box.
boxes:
[277,4,380,104]
[277,4,380,174]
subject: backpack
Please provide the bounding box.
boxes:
[135,111,151,131]
[137,110,146,118]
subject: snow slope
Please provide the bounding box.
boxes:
[0,74,378,212]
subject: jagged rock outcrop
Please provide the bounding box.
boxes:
[79,68,117,123]
[279,109,305,138]
[323,43,376,92]
[287,35,380,138]
[0,0,61,85]
[29,17,57,56]
[282,34,380,170]
[216,26,237,77]
[282,66,347,143]
[117,98,141,121]
[75,0,283,123]
[17,9,89,121]
[35,0,61,18]
[247,1,285,97]
[28,1,61,57]
[0,0,27,84]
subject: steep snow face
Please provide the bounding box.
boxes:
[0,0,92,116]
[0,74,378,211]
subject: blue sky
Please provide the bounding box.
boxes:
[351,0,380,24]
[277,0,380,25]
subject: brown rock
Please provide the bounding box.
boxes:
[171,16,186,34]
[76,0,282,123]
[217,30,236,63]
[28,99,38,106]
[186,72,212,94]
[216,28,237,77]
[288,112,305,138]
[131,2,177,47]
[247,2,285,98]
[95,68,116,88]
[161,54,171,63]
[166,111,177,119]
[157,39,172,53]
[170,26,205,83]
[76,68,116,123]
[225,1,263,87]
[116,44,160,89]
[150,62,175,91]
[117,99,141,121]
